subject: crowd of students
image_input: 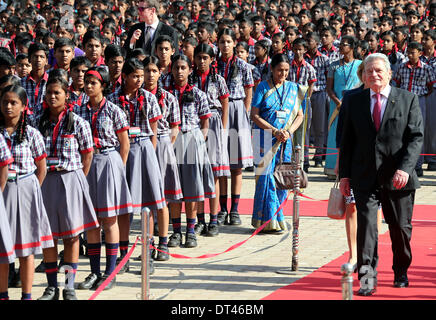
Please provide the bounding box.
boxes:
[0,0,434,300]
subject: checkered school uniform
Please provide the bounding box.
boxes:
[2,126,47,174]
[0,135,15,264]
[304,51,329,92]
[319,45,342,63]
[74,98,130,148]
[69,87,89,107]
[33,108,99,238]
[386,51,408,77]
[287,58,317,86]
[74,98,133,217]
[239,38,256,64]
[107,88,163,137]
[217,55,254,100]
[393,60,436,96]
[193,70,231,177]
[163,79,212,132]
[420,53,436,87]
[251,57,271,83]
[33,108,95,171]
[216,55,254,168]
[20,72,49,111]
[151,87,181,135]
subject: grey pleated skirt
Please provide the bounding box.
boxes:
[42,169,99,239]
[4,173,54,257]
[87,150,133,218]
[174,128,216,202]
[127,137,166,212]
[0,196,15,264]
[227,99,254,169]
[207,111,230,178]
[156,134,183,202]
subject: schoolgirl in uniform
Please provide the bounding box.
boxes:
[216,28,254,226]
[143,55,182,260]
[107,58,169,266]
[34,76,98,300]
[0,85,53,300]
[0,132,16,300]
[236,41,261,91]
[192,44,230,237]
[163,54,215,248]
[251,39,272,83]
[75,66,132,291]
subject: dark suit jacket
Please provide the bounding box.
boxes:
[335,85,365,147]
[124,21,179,56]
[339,86,424,191]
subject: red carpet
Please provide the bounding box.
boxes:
[261,204,436,300]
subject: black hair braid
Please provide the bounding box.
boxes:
[15,110,27,144]
[64,109,75,134]
[182,73,195,104]
[38,108,52,138]
[156,82,164,110]
[230,55,239,80]
[210,62,218,83]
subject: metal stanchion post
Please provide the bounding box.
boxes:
[291,145,301,271]
[341,263,354,300]
[141,207,151,300]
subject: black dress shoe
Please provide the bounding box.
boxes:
[168,232,183,247]
[116,257,130,274]
[206,224,219,237]
[95,274,116,290]
[78,273,101,290]
[217,211,227,225]
[394,274,409,288]
[194,223,207,235]
[357,276,377,296]
[62,288,78,300]
[38,286,60,300]
[184,233,197,248]
[227,212,241,225]
[155,245,170,261]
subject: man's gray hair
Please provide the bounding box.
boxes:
[363,53,391,73]
[141,0,160,10]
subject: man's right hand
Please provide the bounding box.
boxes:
[131,29,142,44]
[339,178,351,197]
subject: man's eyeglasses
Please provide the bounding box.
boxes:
[138,6,151,12]
[340,43,351,47]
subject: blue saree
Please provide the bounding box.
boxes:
[324,59,362,176]
[251,80,306,232]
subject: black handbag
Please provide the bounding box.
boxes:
[273,141,308,190]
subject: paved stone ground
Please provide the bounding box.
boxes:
[6,155,436,301]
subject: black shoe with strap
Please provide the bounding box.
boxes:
[155,244,170,261]
[78,273,101,290]
[94,274,116,291]
[206,223,219,237]
[184,233,197,248]
[168,232,183,247]
[38,286,59,300]
[63,288,78,300]
[227,212,242,225]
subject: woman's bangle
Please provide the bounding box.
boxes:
[272,127,277,135]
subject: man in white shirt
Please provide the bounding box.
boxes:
[339,53,424,296]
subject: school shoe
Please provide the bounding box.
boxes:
[155,245,170,261]
[168,232,183,247]
[217,211,227,225]
[62,288,78,300]
[95,274,116,291]
[194,222,208,235]
[226,212,242,225]
[116,257,130,274]
[206,223,219,237]
[184,233,197,248]
[78,273,101,290]
[35,260,45,273]
[38,286,60,300]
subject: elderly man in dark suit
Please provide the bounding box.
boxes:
[339,53,424,296]
[124,0,179,56]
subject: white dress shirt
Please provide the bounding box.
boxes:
[145,19,160,42]
[370,84,391,124]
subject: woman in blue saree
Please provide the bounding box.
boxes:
[250,54,305,232]
[325,36,362,178]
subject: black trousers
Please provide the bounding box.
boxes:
[353,188,415,281]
